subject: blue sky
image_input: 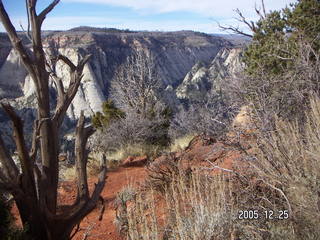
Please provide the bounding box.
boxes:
[0,0,296,33]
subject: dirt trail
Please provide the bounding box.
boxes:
[60,166,147,240]
[12,134,249,240]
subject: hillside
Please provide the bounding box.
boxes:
[0,29,234,119]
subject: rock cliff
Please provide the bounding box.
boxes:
[0,30,231,119]
[175,47,244,101]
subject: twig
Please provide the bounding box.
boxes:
[258,178,292,214]
[82,223,96,240]
[98,196,105,221]
[70,223,80,240]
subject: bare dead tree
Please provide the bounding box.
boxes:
[111,49,163,118]
[218,0,267,37]
[0,1,107,239]
[169,95,235,139]
[91,110,170,153]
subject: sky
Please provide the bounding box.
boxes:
[0,0,297,34]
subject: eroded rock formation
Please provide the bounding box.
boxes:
[0,30,231,119]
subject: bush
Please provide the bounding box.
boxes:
[91,100,125,129]
[119,167,236,240]
[228,39,320,131]
[146,153,185,193]
[224,0,320,129]
[169,95,235,139]
[114,186,137,236]
[119,96,320,240]
[91,109,171,157]
[169,135,195,153]
[243,0,320,76]
[249,95,320,239]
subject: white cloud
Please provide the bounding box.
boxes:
[0,15,246,33]
[0,0,297,33]
[63,0,296,17]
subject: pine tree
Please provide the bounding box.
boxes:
[92,100,125,128]
[244,0,320,76]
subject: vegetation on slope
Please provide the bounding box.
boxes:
[112,1,320,240]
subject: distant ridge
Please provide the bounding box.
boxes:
[68,26,135,33]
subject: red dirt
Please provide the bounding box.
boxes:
[11,132,253,240]
[12,166,146,240]
[68,166,147,240]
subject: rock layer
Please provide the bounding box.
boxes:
[176,47,244,101]
[0,30,231,119]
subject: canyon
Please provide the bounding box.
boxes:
[0,29,245,148]
[0,29,244,116]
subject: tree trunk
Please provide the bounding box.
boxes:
[15,196,48,240]
[0,1,107,239]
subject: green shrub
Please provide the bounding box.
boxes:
[91,100,125,129]
[227,0,320,129]
[244,0,320,77]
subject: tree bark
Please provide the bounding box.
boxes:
[0,1,107,239]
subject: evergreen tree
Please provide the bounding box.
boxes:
[244,0,320,76]
[224,0,320,126]
[92,100,125,128]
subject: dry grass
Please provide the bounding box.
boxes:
[163,171,234,240]
[249,95,320,239]
[126,189,160,240]
[114,185,137,236]
[117,96,320,240]
[59,166,76,181]
[169,135,195,153]
[106,134,194,165]
[105,144,163,163]
[116,168,235,240]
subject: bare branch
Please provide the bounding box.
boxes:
[53,54,92,126]
[0,1,107,238]
[25,0,31,39]
[218,22,253,38]
[70,223,81,240]
[98,196,105,221]
[29,119,40,162]
[38,0,60,24]
[89,154,107,203]
[57,55,77,72]
[29,117,50,161]
[1,104,35,187]
[53,154,107,233]
[54,77,66,105]
[112,49,162,116]
[261,0,267,17]
[255,1,266,20]
[0,137,19,178]
[258,179,292,214]
[218,7,261,38]
[0,128,19,181]
[75,111,95,203]
[19,21,32,42]
[0,1,35,75]
[0,169,15,191]
[266,53,293,61]
[235,8,257,33]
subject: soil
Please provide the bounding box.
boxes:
[67,166,147,240]
[12,166,146,240]
[11,132,252,240]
